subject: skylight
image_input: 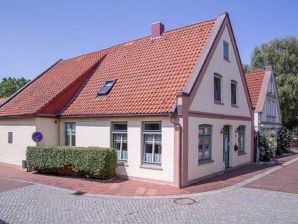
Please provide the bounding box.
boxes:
[97,80,116,96]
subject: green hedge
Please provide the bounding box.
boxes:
[26,146,117,179]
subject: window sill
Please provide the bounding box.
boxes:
[238,151,246,156]
[231,104,239,108]
[117,162,129,167]
[214,100,224,105]
[139,165,163,171]
[224,58,230,62]
[198,159,214,166]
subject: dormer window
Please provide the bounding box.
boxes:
[97,80,116,96]
[223,41,229,61]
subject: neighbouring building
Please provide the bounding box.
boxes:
[0,12,254,188]
[245,67,282,141]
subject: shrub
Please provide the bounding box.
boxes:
[26,146,117,179]
[277,127,292,154]
[259,135,276,162]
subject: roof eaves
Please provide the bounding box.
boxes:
[59,112,171,119]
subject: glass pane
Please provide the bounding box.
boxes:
[214,77,221,101]
[144,123,161,131]
[199,127,204,135]
[113,123,127,131]
[122,142,128,160]
[231,83,236,104]
[155,134,161,143]
[65,135,70,146]
[145,134,154,142]
[113,134,122,142]
[204,148,211,159]
[198,150,203,160]
[71,135,76,146]
[144,143,153,162]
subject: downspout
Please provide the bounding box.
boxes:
[169,95,182,188]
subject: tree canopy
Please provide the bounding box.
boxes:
[250,36,298,128]
[0,77,31,98]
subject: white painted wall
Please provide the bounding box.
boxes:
[60,117,175,183]
[188,117,252,181]
[36,118,59,147]
[0,119,36,165]
[189,26,250,117]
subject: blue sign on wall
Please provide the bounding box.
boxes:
[32,132,43,143]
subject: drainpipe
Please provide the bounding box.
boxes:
[169,94,183,188]
[169,112,182,188]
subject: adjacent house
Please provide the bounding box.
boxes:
[0,12,253,188]
[245,67,282,140]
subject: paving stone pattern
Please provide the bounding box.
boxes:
[0,183,298,224]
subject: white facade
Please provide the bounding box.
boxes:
[60,117,175,183]
[254,72,282,137]
[187,24,252,182]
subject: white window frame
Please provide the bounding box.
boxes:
[65,122,76,146]
[142,121,162,165]
[111,122,128,162]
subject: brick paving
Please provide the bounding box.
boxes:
[0,151,296,196]
[246,159,298,194]
[0,181,297,223]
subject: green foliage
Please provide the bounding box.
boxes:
[259,135,276,162]
[26,146,117,179]
[277,127,292,154]
[242,64,252,73]
[250,36,298,128]
[0,77,30,98]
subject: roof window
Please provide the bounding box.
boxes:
[97,80,116,96]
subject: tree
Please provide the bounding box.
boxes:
[250,36,298,128]
[0,77,31,98]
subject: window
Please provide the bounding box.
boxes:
[198,125,212,161]
[214,74,222,102]
[65,122,76,146]
[223,41,229,61]
[8,132,13,144]
[97,80,116,96]
[142,121,162,165]
[231,81,237,105]
[112,122,128,161]
[238,125,245,153]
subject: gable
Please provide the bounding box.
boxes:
[189,17,251,118]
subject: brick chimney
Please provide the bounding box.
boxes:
[151,22,164,38]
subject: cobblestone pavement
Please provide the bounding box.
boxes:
[0,181,298,224]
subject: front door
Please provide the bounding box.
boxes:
[223,126,230,169]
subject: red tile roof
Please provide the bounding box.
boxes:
[0,51,107,117]
[244,70,266,111]
[0,18,216,118]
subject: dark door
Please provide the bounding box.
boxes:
[223,126,230,169]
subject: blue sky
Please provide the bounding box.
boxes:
[0,0,297,80]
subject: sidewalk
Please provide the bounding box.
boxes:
[0,151,297,196]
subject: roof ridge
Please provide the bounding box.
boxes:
[62,17,217,62]
[245,69,266,75]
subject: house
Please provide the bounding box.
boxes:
[245,67,282,140]
[0,12,253,188]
